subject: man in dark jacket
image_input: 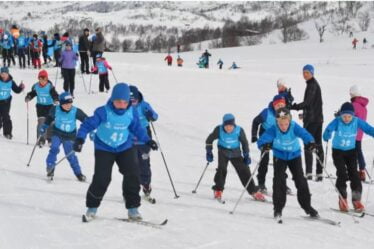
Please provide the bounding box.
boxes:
[291,64,324,181]
[79,28,90,74]
[91,27,105,66]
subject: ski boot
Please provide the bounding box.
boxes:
[76,174,87,182]
[316,174,323,182]
[46,168,55,180]
[128,208,142,221]
[143,186,156,204]
[82,207,98,222]
[258,184,267,194]
[306,173,313,180]
[274,211,282,224]
[352,200,365,213]
[339,197,349,212]
[307,207,319,218]
[214,190,223,200]
[38,137,46,148]
[252,191,265,202]
[4,134,12,140]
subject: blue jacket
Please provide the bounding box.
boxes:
[323,117,374,151]
[76,101,150,153]
[252,102,276,138]
[257,121,314,160]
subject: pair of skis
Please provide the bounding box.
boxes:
[82,214,167,228]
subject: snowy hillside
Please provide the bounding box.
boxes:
[1,28,374,248]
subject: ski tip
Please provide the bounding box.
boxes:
[161,219,168,225]
[192,190,197,194]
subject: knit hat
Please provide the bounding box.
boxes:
[349,85,361,97]
[0,67,9,74]
[110,83,130,102]
[222,113,235,126]
[272,95,286,107]
[129,85,140,100]
[59,92,73,105]
[84,28,89,32]
[340,102,355,116]
[38,70,48,79]
[276,78,287,88]
[276,108,292,120]
[303,64,314,75]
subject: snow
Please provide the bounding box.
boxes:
[1,31,374,249]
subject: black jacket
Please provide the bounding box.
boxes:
[78,34,90,52]
[206,125,249,159]
[292,77,323,125]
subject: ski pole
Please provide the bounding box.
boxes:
[365,168,372,181]
[230,151,268,215]
[26,136,42,167]
[80,71,88,94]
[54,66,59,88]
[150,121,180,198]
[314,152,361,223]
[364,159,374,206]
[53,150,75,169]
[88,72,93,94]
[26,102,29,145]
[192,162,209,194]
[111,69,118,83]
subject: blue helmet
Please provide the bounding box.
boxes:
[59,92,73,105]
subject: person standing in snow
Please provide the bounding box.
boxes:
[41,92,87,181]
[291,64,324,181]
[252,95,292,194]
[323,102,374,213]
[129,85,158,201]
[25,70,59,147]
[1,34,14,67]
[349,85,369,181]
[73,83,158,221]
[79,28,90,74]
[164,54,172,66]
[16,30,28,69]
[276,78,294,110]
[0,66,24,139]
[257,108,319,220]
[91,27,105,66]
[176,55,184,67]
[206,113,265,202]
[217,59,223,69]
[91,54,112,93]
[60,41,78,97]
[202,49,211,68]
[352,38,358,49]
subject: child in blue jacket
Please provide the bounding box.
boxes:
[258,108,318,221]
[323,102,374,213]
[206,113,265,202]
[40,92,87,181]
[129,85,158,202]
[73,83,158,221]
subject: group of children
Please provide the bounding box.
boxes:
[205,66,373,220]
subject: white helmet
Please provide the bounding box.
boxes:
[276,78,287,88]
[349,85,361,97]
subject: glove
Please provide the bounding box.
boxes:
[206,149,213,163]
[145,110,155,121]
[291,103,299,110]
[251,137,257,143]
[306,142,318,153]
[19,82,25,90]
[39,124,49,135]
[147,139,158,151]
[25,96,31,102]
[263,143,272,151]
[73,138,85,152]
[243,153,251,166]
[89,132,95,141]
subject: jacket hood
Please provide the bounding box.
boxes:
[352,96,369,107]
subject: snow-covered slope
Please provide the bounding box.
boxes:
[1,30,374,249]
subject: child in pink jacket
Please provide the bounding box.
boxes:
[91,54,112,92]
[350,85,369,181]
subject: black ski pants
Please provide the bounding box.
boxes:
[80,52,89,73]
[99,74,110,92]
[86,148,141,209]
[62,68,76,96]
[304,122,324,175]
[273,156,312,213]
[0,99,12,136]
[213,149,257,194]
[332,149,362,200]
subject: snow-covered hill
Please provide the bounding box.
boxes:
[1,24,374,249]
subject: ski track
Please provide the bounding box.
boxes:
[1,34,374,249]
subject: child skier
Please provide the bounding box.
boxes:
[217,59,223,69]
[30,34,42,69]
[16,30,28,69]
[349,85,369,181]
[252,95,291,194]
[228,62,239,70]
[206,113,265,202]
[257,108,319,221]
[129,85,158,202]
[25,70,59,147]
[1,34,14,67]
[0,67,24,139]
[323,102,374,212]
[40,92,87,181]
[276,78,294,109]
[73,83,158,221]
[176,56,184,67]
[91,54,112,92]
[60,41,78,97]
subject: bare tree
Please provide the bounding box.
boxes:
[315,16,330,42]
[358,11,371,31]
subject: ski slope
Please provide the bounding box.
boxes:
[1,34,374,249]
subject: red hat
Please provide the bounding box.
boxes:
[38,70,48,79]
[272,95,286,107]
